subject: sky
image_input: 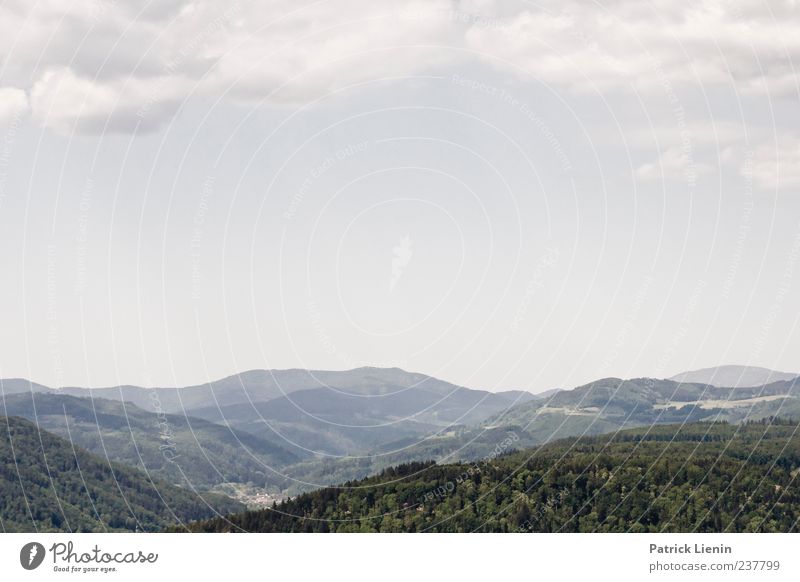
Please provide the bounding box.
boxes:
[0,0,798,393]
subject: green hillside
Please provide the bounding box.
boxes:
[272,377,800,496]
[485,377,800,434]
[183,419,800,533]
[1,415,243,532]
[1,392,299,490]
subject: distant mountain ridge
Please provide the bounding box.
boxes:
[1,367,534,417]
[669,365,798,387]
[484,375,800,440]
[188,376,534,456]
[491,375,800,418]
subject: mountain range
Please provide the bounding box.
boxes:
[669,365,798,387]
[2,364,798,528]
[2,367,533,416]
[186,374,534,456]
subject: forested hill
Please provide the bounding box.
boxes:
[183,420,800,533]
[1,392,299,489]
[0,416,243,532]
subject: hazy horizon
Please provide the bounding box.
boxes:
[2,362,798,394]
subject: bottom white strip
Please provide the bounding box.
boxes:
[1,533,797,581]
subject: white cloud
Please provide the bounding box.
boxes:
[0,87,29,124]
[746,140,800,191]
[201,0,458,103]
[5,0,458,134]
[1,0,799,134]
[30,67,193,135]
[463,0,800,93]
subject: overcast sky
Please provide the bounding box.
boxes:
[0,0,798,392]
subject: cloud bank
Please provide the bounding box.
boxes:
[0,0,797,170]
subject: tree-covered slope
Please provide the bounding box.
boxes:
[183,420,800,533]
[246,375,800,497]
[1,416,243,532]
[670,366,798,387]
[1,392,299,490]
